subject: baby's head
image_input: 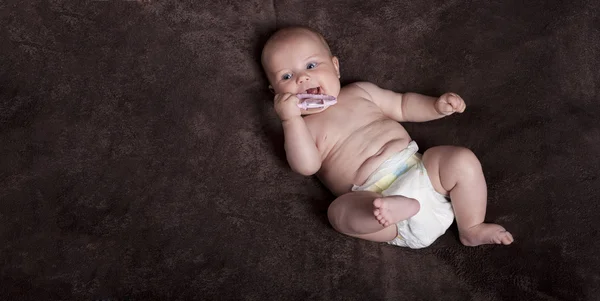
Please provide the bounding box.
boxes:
[261,26,340,98]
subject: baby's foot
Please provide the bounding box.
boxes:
[459,223,514,246]
[373,196,420,227]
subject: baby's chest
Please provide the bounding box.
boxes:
[307,110,380,148]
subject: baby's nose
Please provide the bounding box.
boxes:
[296,73,310,84]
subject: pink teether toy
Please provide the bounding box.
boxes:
[296,93,337,110]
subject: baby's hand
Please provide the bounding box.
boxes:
[435,92,466,116]
[274,93,302,121]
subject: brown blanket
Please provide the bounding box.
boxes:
[2,1,599,300]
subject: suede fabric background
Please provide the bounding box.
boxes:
[1,1,599,300]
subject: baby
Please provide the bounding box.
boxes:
[261,26,513,248]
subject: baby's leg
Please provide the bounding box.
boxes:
[422,146,514,246]
[327,191,420,242]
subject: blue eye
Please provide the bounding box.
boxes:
[282,73,292,80]
[307,62,317,69]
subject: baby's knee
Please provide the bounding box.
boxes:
[451,147,481,171]
[424,145,479,166]
[327,197,349,230]
[326,201,340,226]
[424,146,482,180]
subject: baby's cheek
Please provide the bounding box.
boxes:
[287,83,301,94]
[272,84,286,95]
[329,82,342,97]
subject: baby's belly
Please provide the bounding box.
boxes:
[318,123,411,196]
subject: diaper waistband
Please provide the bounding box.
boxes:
[352,141,420,192]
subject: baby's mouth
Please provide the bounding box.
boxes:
[303,87,322,94]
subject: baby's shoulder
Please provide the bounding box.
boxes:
[341,81,383,101]
[343,81,379,90]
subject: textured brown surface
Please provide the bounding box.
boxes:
[1,1,599,300]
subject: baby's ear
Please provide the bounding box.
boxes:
[332,56,340,78]
[268,85,275,94]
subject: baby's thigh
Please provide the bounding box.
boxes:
[422,145,478,194]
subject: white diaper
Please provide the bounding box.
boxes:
[352,141,454,249]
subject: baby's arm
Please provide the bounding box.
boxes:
[274,93,321,175]
[353,82,465,122]
[282,117,321,175]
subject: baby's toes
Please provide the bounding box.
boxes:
[374,209,382,217]
[501,232,514,245]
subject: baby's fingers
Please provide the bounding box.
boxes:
[458,100,466,112]
[439,102,455,114]
[274,93,288,103]
[448,93,466,113]
[274,93,291,107]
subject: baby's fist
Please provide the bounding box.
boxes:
[274,93,302,121]
[435,93,466,116]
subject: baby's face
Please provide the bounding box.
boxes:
[263,31,340,100]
